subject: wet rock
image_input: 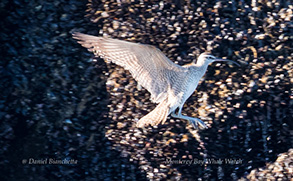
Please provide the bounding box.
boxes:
[0,0,292,180]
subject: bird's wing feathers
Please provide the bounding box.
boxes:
[73,32,185,103]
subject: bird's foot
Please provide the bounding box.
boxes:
[171,112,208,129]
[189,118,208,130]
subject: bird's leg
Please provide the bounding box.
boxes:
[171,106,207,129]
[177,105,183,116]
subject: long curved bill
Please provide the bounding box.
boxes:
[215,58,240,66]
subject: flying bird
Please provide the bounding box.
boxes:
[73,32,239,129]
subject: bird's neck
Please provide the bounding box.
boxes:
[195,59,210,67]
[188,63,209,78]
[195,62,209,71]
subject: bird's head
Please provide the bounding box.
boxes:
[196,52,240,67]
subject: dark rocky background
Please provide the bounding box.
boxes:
[0,0,292,180]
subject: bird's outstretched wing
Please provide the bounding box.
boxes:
[73,32,185,103]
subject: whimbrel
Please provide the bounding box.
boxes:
[73,33,239,129]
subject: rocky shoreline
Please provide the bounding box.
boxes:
[0,0,292,180]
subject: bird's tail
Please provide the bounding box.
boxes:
[136,100,169,128]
